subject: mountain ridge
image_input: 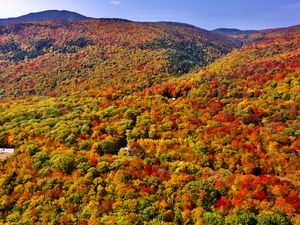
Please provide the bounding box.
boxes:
[212,28,257,36]
[1,9,298,33]
[0,10,92,25]
[0,19,240,99]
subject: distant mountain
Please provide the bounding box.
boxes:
[213,25,300,44]
[0,10,91,25]
[213,28,256,36]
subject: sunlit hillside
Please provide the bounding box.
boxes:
[0,20,239,99]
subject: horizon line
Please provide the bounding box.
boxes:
[0,9,299,31]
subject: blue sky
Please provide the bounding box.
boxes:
[0,0,299,30]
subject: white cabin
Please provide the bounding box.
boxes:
[0,148,15,154]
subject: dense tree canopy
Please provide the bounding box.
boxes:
[0,21,299,224]
[0,20,238,99]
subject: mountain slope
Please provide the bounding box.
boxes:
[213,28,256,36]
[0,19,240,98]
[0,24,299,224]
[215,25,300,44]
[0,10,91,25]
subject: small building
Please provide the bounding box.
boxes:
[122,145,132,156]
[0,148,15,161]
[0,148,15,154]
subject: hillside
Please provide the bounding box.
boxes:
[0,19,239,99]
[0,20,299,224]
[217,25,300,44]
[212,28,256,36]
[0,10,91,25]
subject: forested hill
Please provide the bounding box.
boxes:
[0,10,91,25]
[0,19,240,99]
[212,28,256,36]
[214,25,300,44]
[0,21,299,224]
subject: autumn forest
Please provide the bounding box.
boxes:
[0,12,299,225]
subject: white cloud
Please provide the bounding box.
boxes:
[109,0,121,6]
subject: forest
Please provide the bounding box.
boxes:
[0,20,299,224]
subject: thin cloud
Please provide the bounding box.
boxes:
[109,0,121,6]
